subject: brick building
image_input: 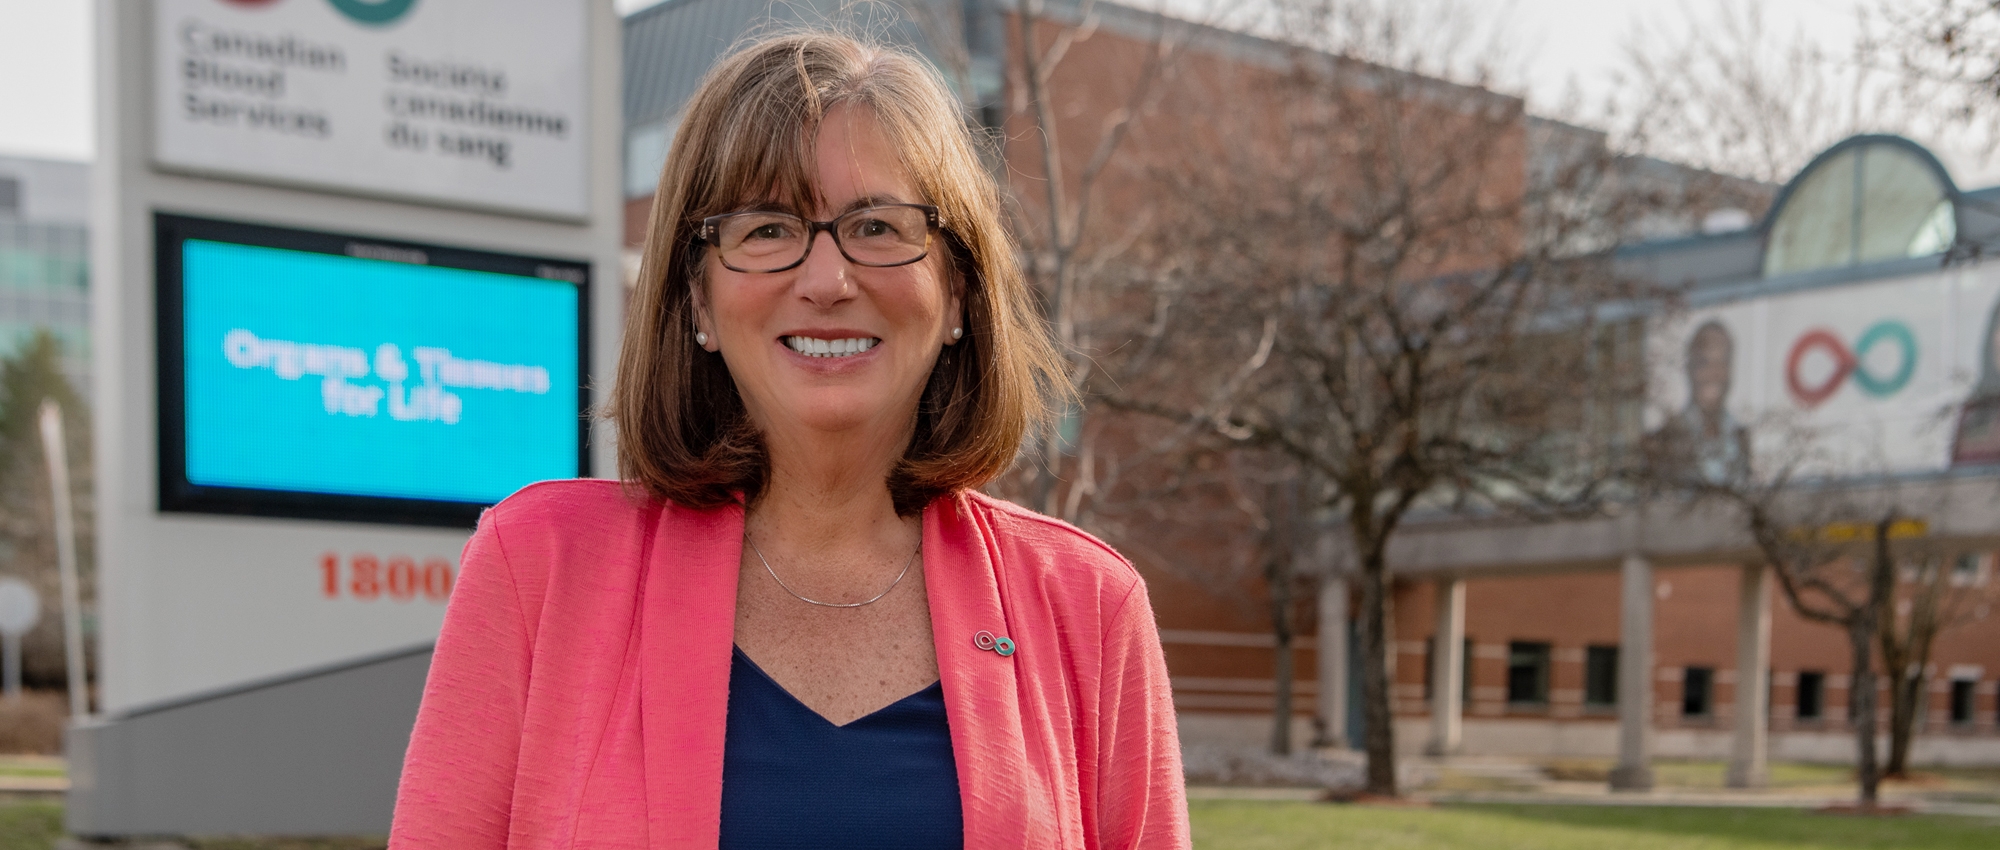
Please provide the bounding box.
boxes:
[617,0,2000,777]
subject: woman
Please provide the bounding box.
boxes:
[389,32,1189,849]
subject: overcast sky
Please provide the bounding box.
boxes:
[0,0,1904,177]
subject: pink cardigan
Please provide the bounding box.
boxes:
[389,480,1189,848]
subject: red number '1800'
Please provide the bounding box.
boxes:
[320,552,454,602]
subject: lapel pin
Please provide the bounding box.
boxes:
[973,630,1016,657]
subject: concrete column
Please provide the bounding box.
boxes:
[1426,577,1465,756]
[1610,553,1656,791]
[1315,577,1349,748]
[1727,563,1771,788]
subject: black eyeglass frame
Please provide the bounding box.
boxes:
[698,203,942,273]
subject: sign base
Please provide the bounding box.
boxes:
[65,647,429,837]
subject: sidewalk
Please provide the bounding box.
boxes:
[0,754,67,794]
[1190,753,2000,819]
[1411,754,2000,817]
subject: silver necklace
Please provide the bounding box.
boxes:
[747,536,920,608]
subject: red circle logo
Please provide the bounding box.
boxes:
[1785,329,1854,407]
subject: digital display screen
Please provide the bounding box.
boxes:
[156,213,589,526]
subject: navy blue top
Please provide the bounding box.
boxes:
[719,646,964,849]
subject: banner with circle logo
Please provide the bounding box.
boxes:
[1646,264,2000,479]
[153,0,588,219]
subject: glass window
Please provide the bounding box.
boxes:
[1859,145,1955,263]
[1506,642,1552,705]
[1951,680,1976,725]
[1764,149,1857,276]
[1951,553,1985,587]
[623,118,677,199]
[1763,141,1956,278]
[1683,666,1715,717]
[1797,670,1825,720]
[1585,645,1619,707]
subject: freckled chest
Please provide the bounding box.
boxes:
[731,549,940,726]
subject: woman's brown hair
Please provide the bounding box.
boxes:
[611,31,1066,515]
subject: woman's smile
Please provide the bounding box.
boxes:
[782,334,879,359]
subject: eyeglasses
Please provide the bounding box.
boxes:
[699,204,941,273]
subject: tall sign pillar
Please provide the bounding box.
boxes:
[73,0,622,836]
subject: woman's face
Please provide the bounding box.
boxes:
[694,104,962,444]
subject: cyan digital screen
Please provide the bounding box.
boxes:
[176,237,582,508]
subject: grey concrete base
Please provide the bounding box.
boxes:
[66,645,431,838]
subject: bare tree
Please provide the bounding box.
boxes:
[1881,0,2000,138]
[1080,428,1328,755]
[1645,417,1950,807]
[999,0,1201,517]
[1227,454,1327,757]
[1877,545,2000,777]
[1613,0,1982,184]
[1101,0,1661,796]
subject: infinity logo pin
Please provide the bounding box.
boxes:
[972,630,1016,657]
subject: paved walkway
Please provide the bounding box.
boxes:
[1192,753,2000,819]
[0,754,67,794]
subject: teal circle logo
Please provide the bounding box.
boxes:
[327,0,417,25]
[1848,321,1918,397]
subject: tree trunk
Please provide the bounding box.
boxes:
[1882,563,1944,780]
[1847,620,1882,805]
[1877,615,1913,781]
[1357,552,1397,796]
[1885,667,1921,779]
[1268,553,1296,755]
[1850,524,1896,806]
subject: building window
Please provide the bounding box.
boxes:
[1683,667,1715,717]
[0,176,20,216]
[1422,636,1473,705]
[1951,680,1977,725]
[1584,645,1619,708]
[1507,642,1552,705]
[1762,140,1957,277]
[1797,671,1825,720]
[1950,553,1985,587]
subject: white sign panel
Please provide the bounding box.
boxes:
[154,0,588,219]
[0,578,39,638]
[1648,263,2000,480]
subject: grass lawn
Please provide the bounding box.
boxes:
[1190,801,2000,850]
[0,799,63,850]
[3,797,1993,848]
[0,798,386,850]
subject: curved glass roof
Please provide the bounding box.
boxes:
[1763,138,1958,278]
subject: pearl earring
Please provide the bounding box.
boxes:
[696,331,709,346]
[951,327,963,340]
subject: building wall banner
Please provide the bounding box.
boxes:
[153,0,588,219]
[1647,263,2000,481]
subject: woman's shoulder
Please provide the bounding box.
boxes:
[476,479,661,567]
[953,490,1143,598]
[486,478,652,527]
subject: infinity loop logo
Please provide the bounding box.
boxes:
[327,0,418,25]
[1785,320,1917,407]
